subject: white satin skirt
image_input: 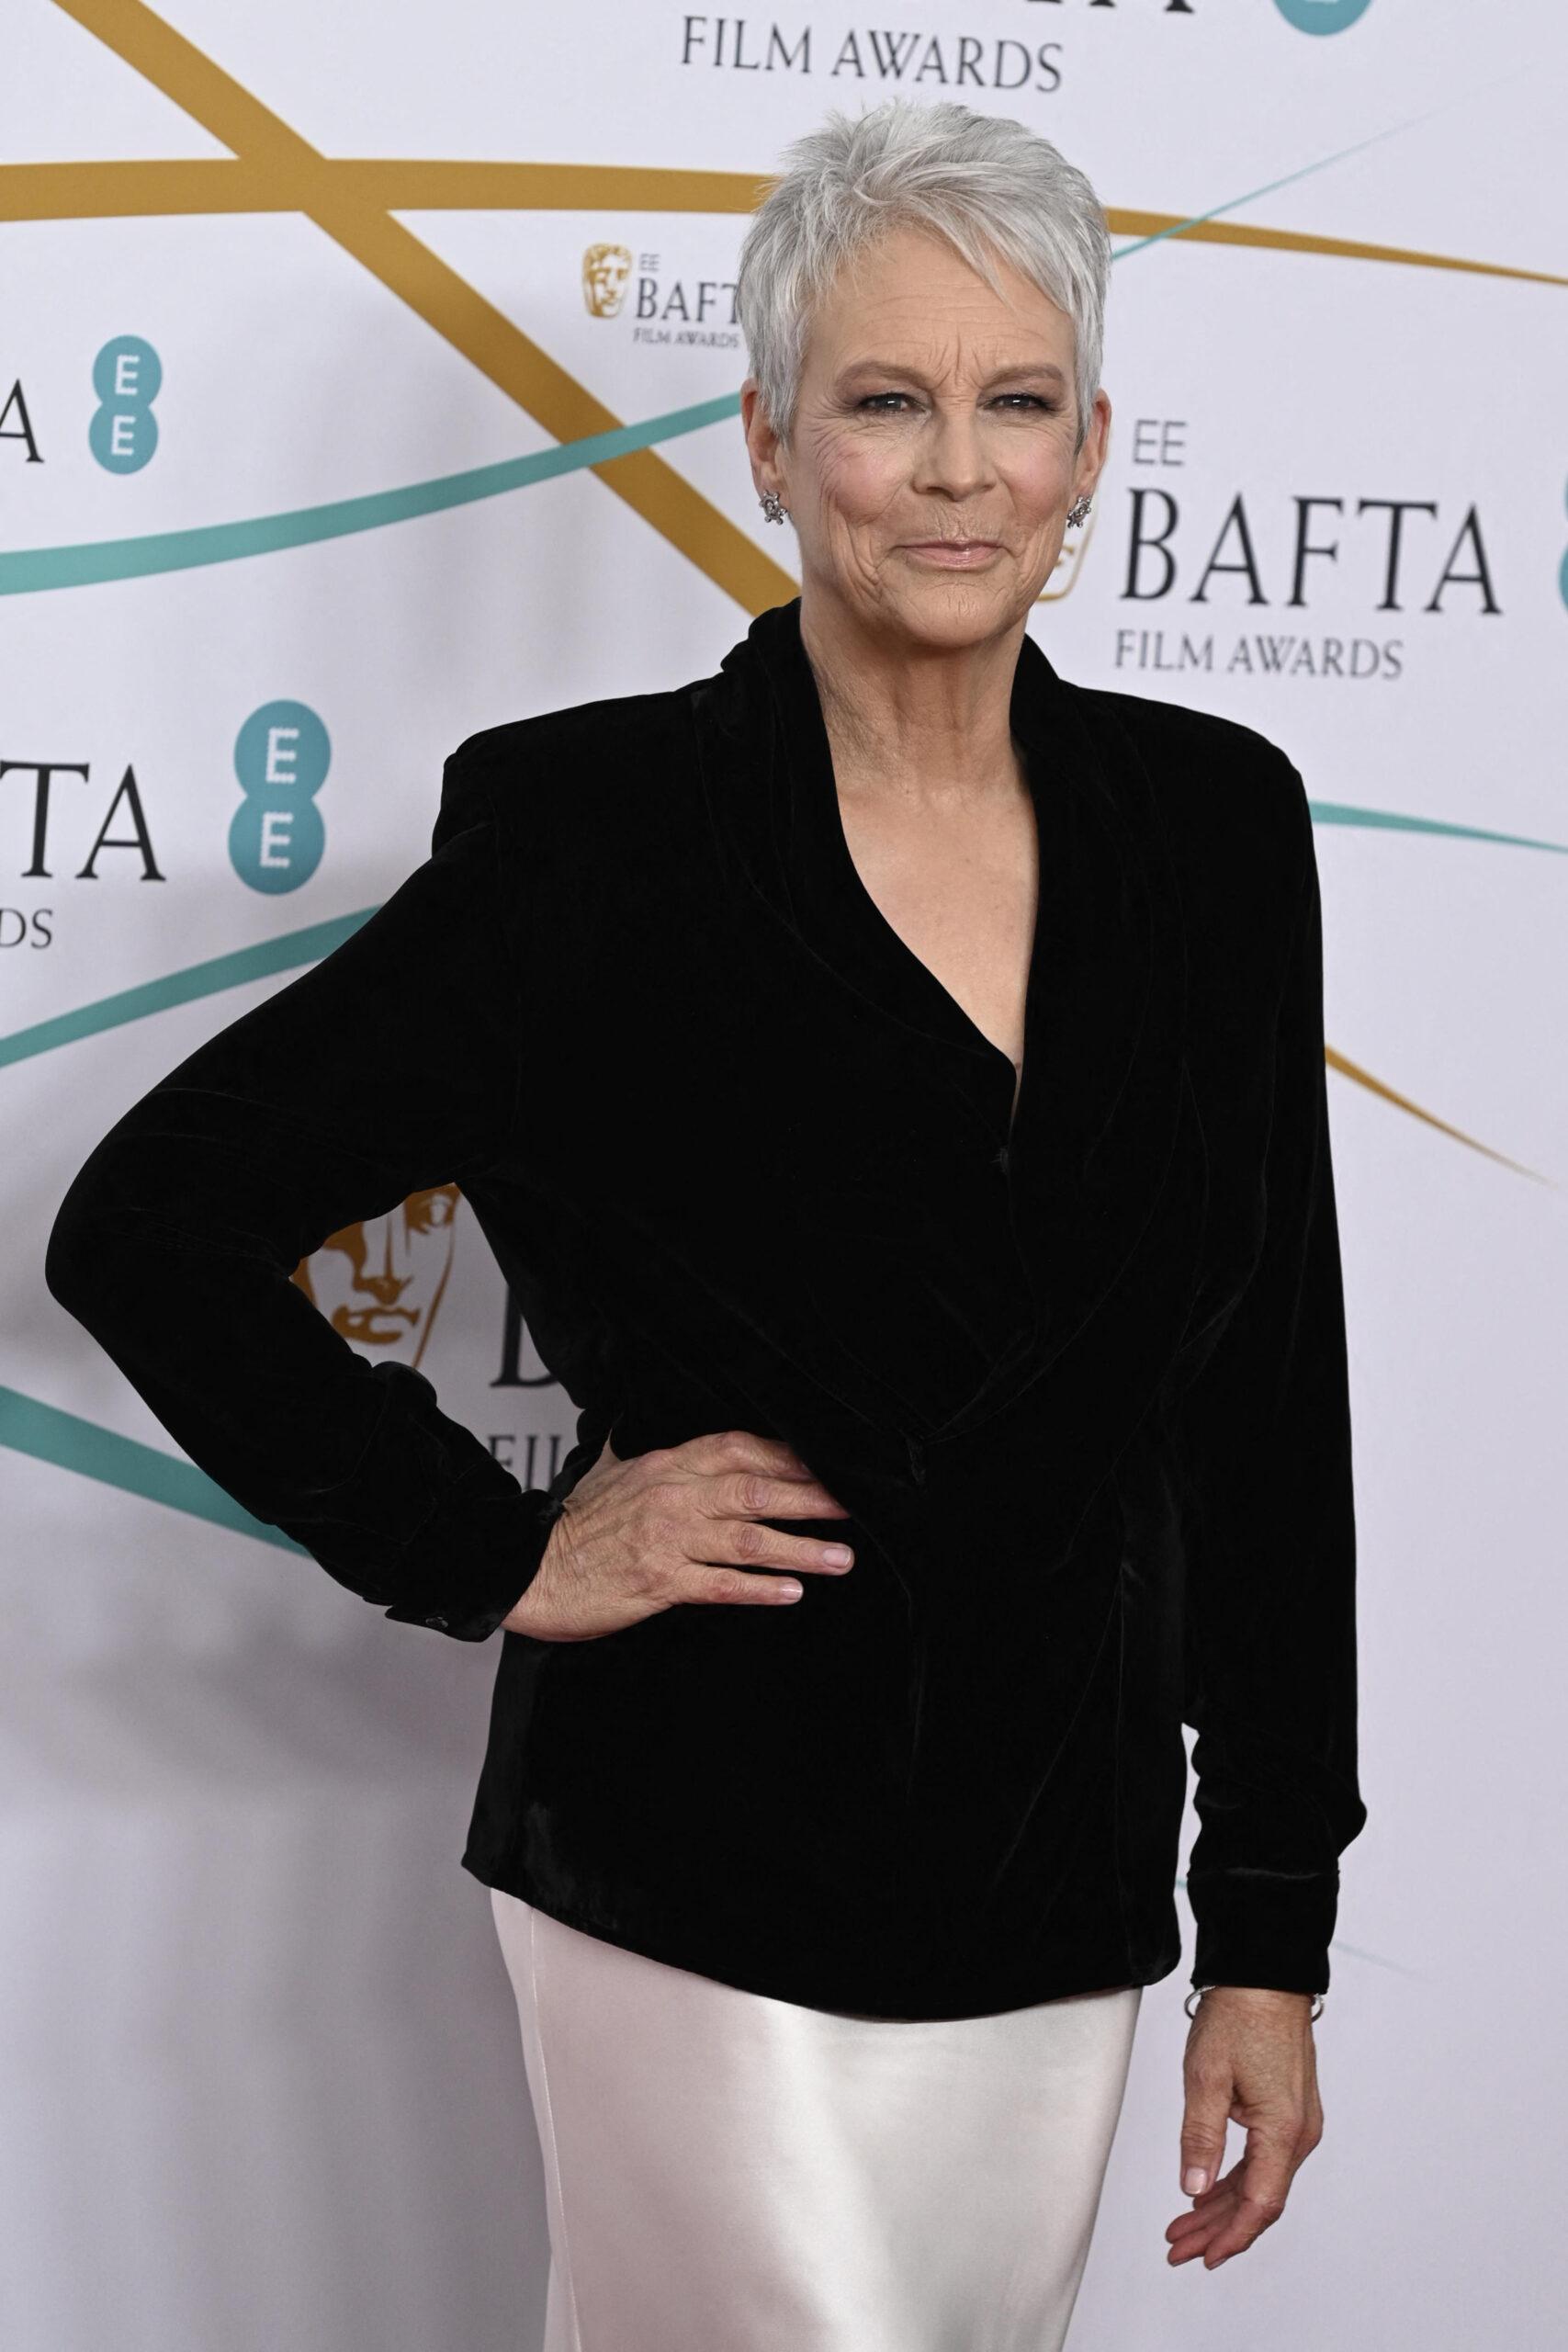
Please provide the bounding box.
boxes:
[491,1886,1142,2352]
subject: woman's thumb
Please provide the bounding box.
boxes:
[1179,2096,1230,2198]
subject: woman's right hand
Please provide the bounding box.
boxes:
[500,1428,856,1642]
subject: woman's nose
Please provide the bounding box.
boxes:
[911,409,995,499]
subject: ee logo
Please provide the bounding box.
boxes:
[89,335,162,473]
[1273,0,1374,29]
[230,702,330,893]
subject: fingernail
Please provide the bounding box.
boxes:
[1183,2167,1209,2196]
[776,1581,804,1600]
[823,1545,854,1566]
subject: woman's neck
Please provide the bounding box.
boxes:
[798,590,1028,805]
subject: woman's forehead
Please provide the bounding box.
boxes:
[806,235,1072,345]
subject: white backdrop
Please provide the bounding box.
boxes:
[5,3,1567,2346]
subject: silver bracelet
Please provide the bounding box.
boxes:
[1185,1984,1325,2020]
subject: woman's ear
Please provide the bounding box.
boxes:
[740,379,786,508]
[1075,388,1113,504]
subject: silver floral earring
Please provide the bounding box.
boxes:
[1066,494,1093,529]
[759,490,789,526]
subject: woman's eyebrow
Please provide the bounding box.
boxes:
[836,360,1069,390]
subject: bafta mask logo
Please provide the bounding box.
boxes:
[290,1186,459,1372]
[1037,502,1097,603]
[582,242,634,318]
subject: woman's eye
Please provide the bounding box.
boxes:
[855,392,1057,413]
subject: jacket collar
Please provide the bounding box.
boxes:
[692,593,1192,1414]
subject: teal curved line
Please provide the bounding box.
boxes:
[0,906,376,1068]
[1,802,1560,1071]
[1110,64,1533,261]
[1309,799,1568,852]
[0,1381,306,1554]
[0,390,742,594]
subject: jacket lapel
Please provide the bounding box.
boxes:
[1006,633,1193,1388]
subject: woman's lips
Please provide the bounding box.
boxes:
[900,541,1003,567]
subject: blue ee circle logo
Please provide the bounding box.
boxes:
[88,335,163,473]
[1274,0,1374,31]
[230,701,330,893]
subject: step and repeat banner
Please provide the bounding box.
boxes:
[5,4,1566,2347]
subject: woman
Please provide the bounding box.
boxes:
[45,98,1367,2352]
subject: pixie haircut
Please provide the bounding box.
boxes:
[736,97,1113,458]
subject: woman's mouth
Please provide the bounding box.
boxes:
[900,541,1003,568]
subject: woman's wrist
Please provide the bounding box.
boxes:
[1185,1983,1325,2020]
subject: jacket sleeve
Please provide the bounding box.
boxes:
[1177,764,1369,1995]
[43,741,570,1643]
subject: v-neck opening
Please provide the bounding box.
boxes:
[826,749,1038,1147]
[765,606,1045,1149]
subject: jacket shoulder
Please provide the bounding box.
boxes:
[1077,679,1300,792]
[432,681,699,852]
[1075,679,1311,899]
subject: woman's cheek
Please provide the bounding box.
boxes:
[814,436,886,524]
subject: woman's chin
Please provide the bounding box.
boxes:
[879,566,1028,645]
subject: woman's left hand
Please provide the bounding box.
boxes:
[1166,1986,1324,2268]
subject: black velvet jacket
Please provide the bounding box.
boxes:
[44,594,1367,2020]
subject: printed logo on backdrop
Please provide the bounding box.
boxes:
[677,1,1196,90]
[584,243,740,349]
[582,243,634,317]
[89,335,161,474]
[291,1191,459,1373]
[230,701,329,892]
[1273,0,1374,33]
[1038,499,1098,604]
[1051,418,1498,683]
[1,752,162,954]
[289,1200,567,1485]
[0,379,43,463]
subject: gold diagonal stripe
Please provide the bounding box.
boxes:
[1326,1046,1558,1185]
[4,152,1566,295]
[48,0,795,616]
[0,159,785,220]
[1108,209,1568,291]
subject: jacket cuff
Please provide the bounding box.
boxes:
[381,1480,568,1643]
[1188,1867,1341,1996]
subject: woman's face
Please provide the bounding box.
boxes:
[743,222,1111,650]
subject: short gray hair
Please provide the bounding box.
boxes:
[737,98,1112,456]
